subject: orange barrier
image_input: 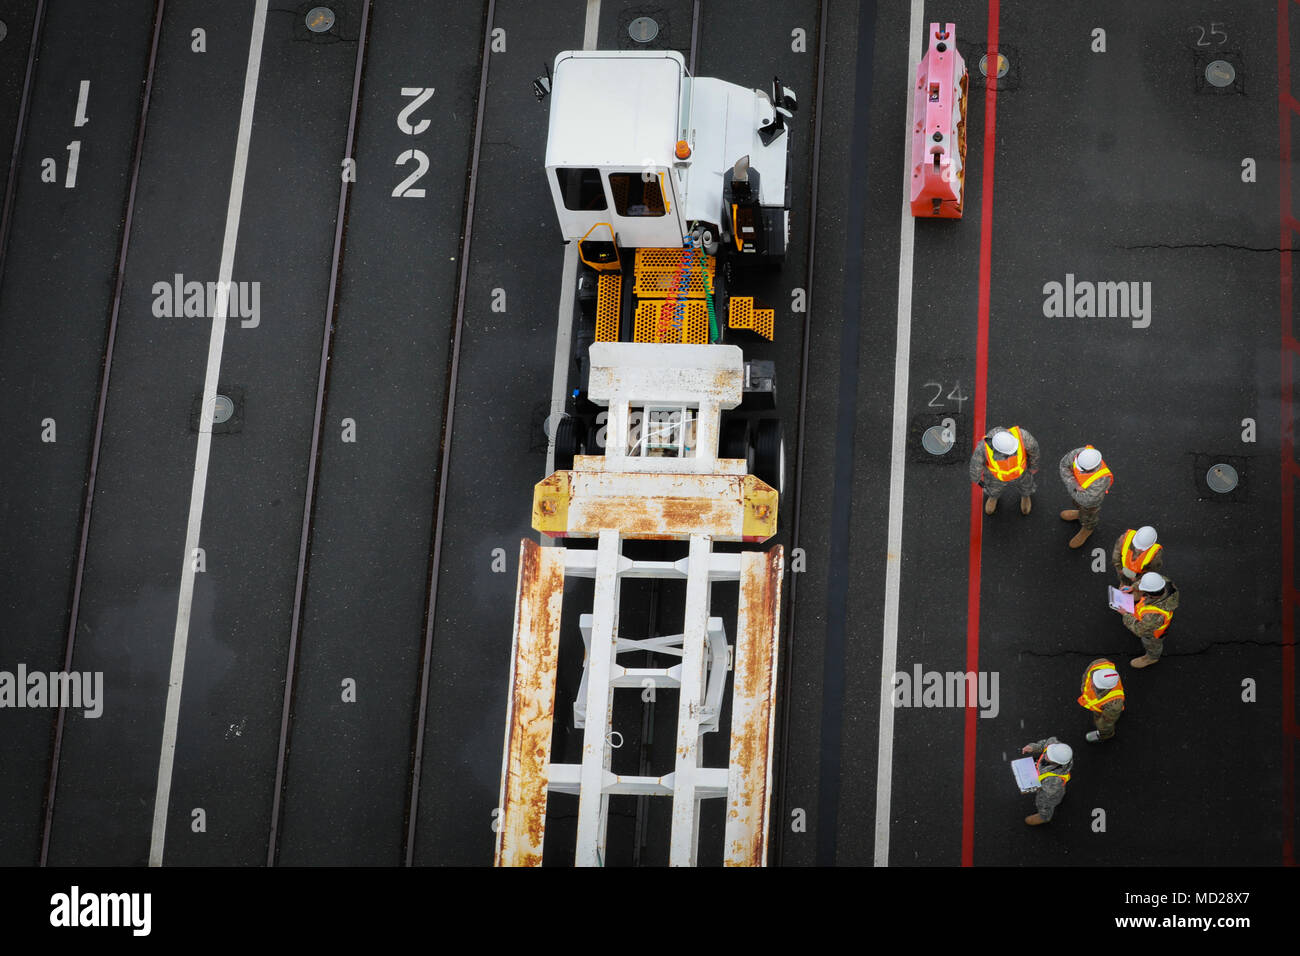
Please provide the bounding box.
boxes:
[910,23,968,219]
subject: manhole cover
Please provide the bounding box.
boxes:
[979,52,1009,78]
[305,6,336,33]
[628,16,659,43]
[921,425,954,455]
[1205,462,1238,493]
[1205,59,1236,87]
[0,21,8,43]
[212,394,235,425]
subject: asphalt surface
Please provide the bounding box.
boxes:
[0,0,1293,873]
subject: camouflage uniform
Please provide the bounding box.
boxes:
[1023,736,1072,822]
[1079,658,1124,740]
[969,425,1040,499]
[1122,579,1180,660]
[1111,530,1165,586]
[1059,447,1113,530]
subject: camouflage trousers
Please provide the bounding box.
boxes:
[1141,634,1164,660]
[1035,785,1065,821]
[986,473,1036,498]
[1078,504,1101,530]
[1092,710,1121,740]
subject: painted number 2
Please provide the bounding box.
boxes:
[393,149,429,198]
[923,381,968,412]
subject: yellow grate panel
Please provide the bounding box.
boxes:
[728,296,775,340]
[634,300,711,344]
[729,296,753,330]
[633,269,713,298]
[634,248,715,274]
[596,274,621,342]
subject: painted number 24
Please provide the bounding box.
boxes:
[924,381,968,412]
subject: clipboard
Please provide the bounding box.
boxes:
[1108,586,1135,613]
[1011,757,1040,793]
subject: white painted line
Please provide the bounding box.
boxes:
[74,80,90,127]
[584,0,600,51]
[544,241,579,484]
[149,0,268,867]
[874,0,924,869]
[542,5,599,489]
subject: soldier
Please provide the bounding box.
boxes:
[1077,659,1125,742]
[1112,525,1163,585]
[1124,572,1180,669]
[1019,738,1073,826]
[1059,445,1114,549]
[969,424,1040,515]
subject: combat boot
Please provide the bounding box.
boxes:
[1025,814,1048,826]
[1130,654,1159,669]
[1020,496,1032,515]
[1059,509,1079,521]
[984,496,997,515]
[1069,527,1093,549]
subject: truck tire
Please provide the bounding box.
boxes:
[555,415,581,471]
[753,418,784,495]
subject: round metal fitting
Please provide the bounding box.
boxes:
[628,16,659,43]
[922,425,954,455]
[1205,463,1238,493]
[1205,59,1236,88]
[979,52,1009,78]
[305,6,336,33]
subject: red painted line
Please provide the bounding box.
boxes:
[1285,93,1300,114]
[1279,0,1296,868]
[1284,334,1300,353]
[961,0,999,868]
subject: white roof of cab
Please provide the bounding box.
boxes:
[545,51,684,170]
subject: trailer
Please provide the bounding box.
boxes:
[494,50,796,866]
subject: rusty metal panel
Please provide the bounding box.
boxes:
[724,545,784,867]
[534,471,777,541]
[495,539,566,867]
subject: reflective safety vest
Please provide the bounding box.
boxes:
[1077,660,1126,712]
[1072,445,1113,492]
[1036,751,1071,785]
[984,427,1027,481]
[1134,598,1173,638]
[1120,529,1161,575]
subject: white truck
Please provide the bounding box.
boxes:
[493,50,797,867]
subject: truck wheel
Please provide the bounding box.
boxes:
[720,418,749,463]
[555,416,581,471]
[753,418,784,495]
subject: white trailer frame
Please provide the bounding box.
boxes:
[495,343,783,866]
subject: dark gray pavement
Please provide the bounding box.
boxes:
[0,0,1292,872]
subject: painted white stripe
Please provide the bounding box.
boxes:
[149,0,268,867]
[875,0,924,869]
[544,241,579,482]
[584,0,600,51]
[543,1,600,482]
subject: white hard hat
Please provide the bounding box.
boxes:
[1139,572,1166,593]
[1093,669,1120,691]
[991,430,1019,456]
[1132,526,1157,551]
[1076,448,1102,471]
[1046,743,1073,765]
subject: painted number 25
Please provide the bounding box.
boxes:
[1190,22,1227,46]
